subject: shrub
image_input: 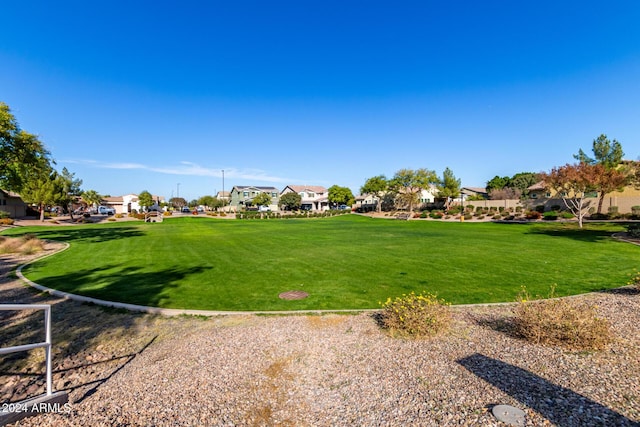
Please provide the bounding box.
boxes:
[560,211,574,219]
[632,206,640,216]
[0,210,10,219]
[589,212,609,220]
[629,270,640,290]
[0,218,14,226]
[464,213,473,220]
[380,291,451,338]
[535,205,545,213]
[0,236,45,255]
[525,211,542,220]
[429,211,443,219]
[19,238,45,254]
[492,214,502,220]
[513,286,612,350]
[627,223,640,238]
[542,211,558,220]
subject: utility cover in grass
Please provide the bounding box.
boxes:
[279,290,309,300]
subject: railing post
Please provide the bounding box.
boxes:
[45,305,52,396]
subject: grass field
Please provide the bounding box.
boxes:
[3,215,638,311]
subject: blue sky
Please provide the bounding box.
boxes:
[2,1,639,202]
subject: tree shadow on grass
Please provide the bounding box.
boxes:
[457,353,638,427]
[524,225,619,243]
[8,225,146,244]
[25,263,213,308]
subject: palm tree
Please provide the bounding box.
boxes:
[81,189,102,213]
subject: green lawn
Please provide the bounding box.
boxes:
[4,215,638,311]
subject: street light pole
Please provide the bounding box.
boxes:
[222,170,225,212]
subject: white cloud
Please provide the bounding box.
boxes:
[62,159,292,183]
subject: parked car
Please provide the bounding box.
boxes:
[258,205,271,212]
[98,206,115,215]
[338,205,350,210]
[181,206,191,213]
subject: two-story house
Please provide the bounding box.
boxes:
[229,186,280,211]
[280,185,329,211]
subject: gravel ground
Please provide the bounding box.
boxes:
[1,242,639,426]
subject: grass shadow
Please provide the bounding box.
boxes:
[457,353,637,426]
[25,263,213,308]
[5,224,146,244]
[524,224,620,243]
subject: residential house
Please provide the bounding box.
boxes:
[280,185,329,211]
[527,179,640,213]
[229,186,280,211]
[354,194,378,212]
[101,194,165,214]
[216,191,230,203]
[357,185,440,211]
[461,187,488,201]
[0,189,27,218]
[419,186,439,205]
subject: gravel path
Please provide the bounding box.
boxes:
[1,243,639,426]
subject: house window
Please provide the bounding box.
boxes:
[545,192,551,198]
[243,191,249,197]
[271,192,277,197]
[531,193,538,199]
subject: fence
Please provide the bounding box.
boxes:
[0,304,53,396]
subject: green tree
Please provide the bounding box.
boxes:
[509,172,538,197]
[210,197,224,211]
[436,167,460,210]
[280,192,302,211]
[57,167,83,219]
[328,185,355,208]
[388,168,438,212]
[170,197,187,209]
[574,134,626,213]
[252,191,272,207]
[198,195,215,210]
[138,190,154,211]
[486,175,510,192]
[0,102,53,193]
[21,170,62,221]
[81,189,103,212]
[360,175,388,213]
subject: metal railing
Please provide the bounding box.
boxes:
[0,304,53,396]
